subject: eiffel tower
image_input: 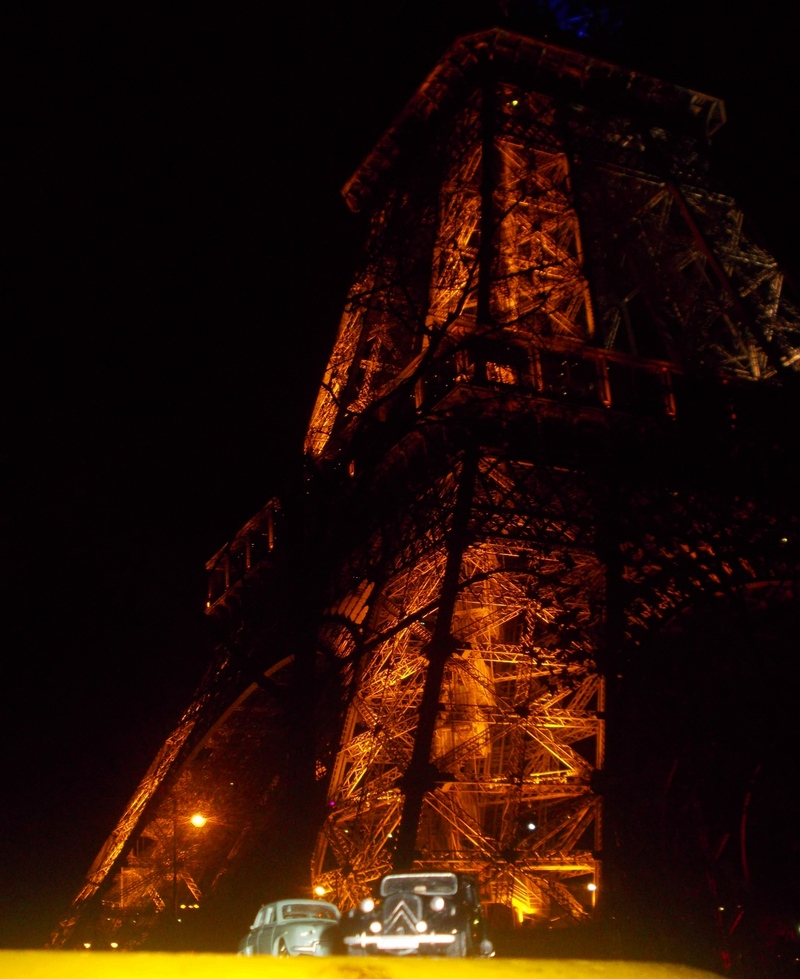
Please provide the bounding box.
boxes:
[50,28,800,955]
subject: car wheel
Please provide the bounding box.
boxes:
[446,932,468,957]
[276,939,290,957]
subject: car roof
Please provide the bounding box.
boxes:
[384,871,474,883]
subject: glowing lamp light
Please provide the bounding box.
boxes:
[369,921,382,933]
[314,886,327,896]
[190,814,208,827]
[83,943,91,949]
[416,921,428,932]
[587,883,597,892]
[360,898,375,913]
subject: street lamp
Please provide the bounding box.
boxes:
[171,806,209,920]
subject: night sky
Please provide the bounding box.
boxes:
[5,0,800,951]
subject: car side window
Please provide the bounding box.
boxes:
[264,906,275,924]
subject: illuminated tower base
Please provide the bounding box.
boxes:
[50,29,799,952]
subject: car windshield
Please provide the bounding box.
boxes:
[281,903,338,921]
[380,873,458,897]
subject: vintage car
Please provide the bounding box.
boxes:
[237,898,341,956]
[342,871,494,957]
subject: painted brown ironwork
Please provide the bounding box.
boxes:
[50,29,799,953]
[303,29,798,929]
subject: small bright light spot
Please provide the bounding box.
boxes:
[180,904,187,910]
[719,906,725,912]
[110,942,118,949]
[587,883,597,892]
[416,921,428,932]
[83,943,91,949]
[526,821,537,831]
[430,896,445,912]
[369,921,382,933]
[190,813,208,827]
[361,898,375,913]
[314,886,327,896]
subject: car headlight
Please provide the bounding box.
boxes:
[429,896,445,912]
[360,898,375,913]
[369,921,382,933]
[416,921,428,933]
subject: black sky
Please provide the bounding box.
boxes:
[5,0,800,950]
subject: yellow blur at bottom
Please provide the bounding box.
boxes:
[0,952,722,979]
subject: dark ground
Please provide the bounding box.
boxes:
[4,0,800,960]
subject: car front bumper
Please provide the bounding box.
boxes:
[344,933,456,951]
[290,943,332,956]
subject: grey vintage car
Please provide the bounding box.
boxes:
[237,899,341,956]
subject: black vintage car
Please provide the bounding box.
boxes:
[342,871,494,957]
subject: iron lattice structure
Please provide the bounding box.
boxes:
[50,30,799,954]
[302,29,799,926]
